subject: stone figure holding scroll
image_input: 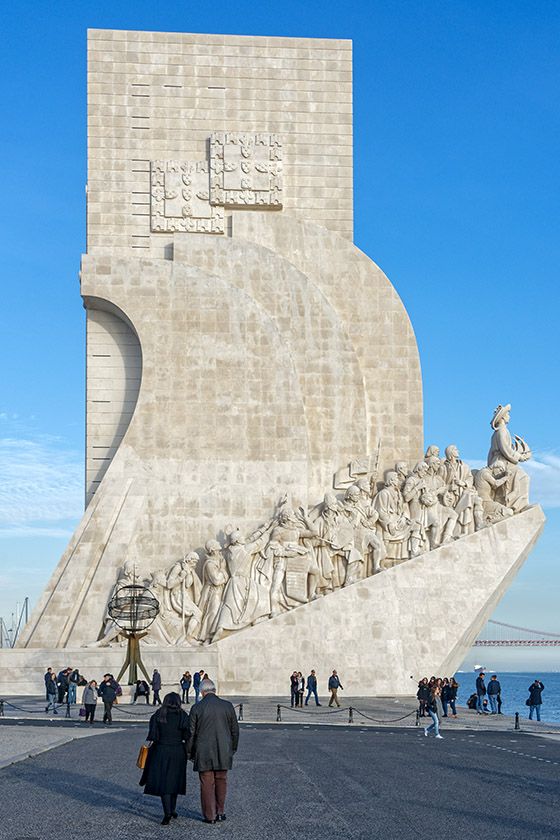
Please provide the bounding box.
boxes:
[488,404,531,512]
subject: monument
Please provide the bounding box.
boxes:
[3,30,545,695]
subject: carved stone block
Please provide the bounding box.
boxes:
[210,133,283,208]
[151,160,224,235]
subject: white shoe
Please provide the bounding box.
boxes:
[435,734,443,739]
[424,729,428,737]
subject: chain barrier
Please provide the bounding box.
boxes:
[275,703,418,725]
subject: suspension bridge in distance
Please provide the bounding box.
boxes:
[474,619,560,647]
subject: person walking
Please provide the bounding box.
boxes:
[187,678,239,824]
[193,670,204,703]
[290,671,299,707]
[98,673,118,724]
[45,672,58,714]
[67,667,80,704]
[81,680,98,724]
[140,692,189,825]
[417,678,429,717]
[527,679,545,721]
[487,674,501,714]
[151,669,162,705]
[305,670,321,706]
[57,668,70,704]
[328,670,343,707]
[475,671,487,714]
[180,672,192,704]
[133,679,150,704]
[424,685,444,739]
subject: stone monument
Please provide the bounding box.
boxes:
[3,30,544,695]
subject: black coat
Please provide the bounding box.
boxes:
[187,693,239,772]
[98,679,118,703]
[528,682,544,705]
[417,683,430,702]
[476,676,486,696]
[140,709,189,796]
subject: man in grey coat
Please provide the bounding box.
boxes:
[187,679,239,824]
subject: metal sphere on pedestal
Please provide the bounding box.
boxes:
[108,584,159,633]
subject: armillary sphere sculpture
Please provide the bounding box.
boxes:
[108,584,159,685]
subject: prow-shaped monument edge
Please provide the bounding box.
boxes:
[211,505,546,696]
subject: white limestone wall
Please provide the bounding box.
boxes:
[85,306,142,505]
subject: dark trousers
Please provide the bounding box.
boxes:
[134,691,150,703]
[84,703,96,723]
[182,688,190,703]
[153,690,161,705]
[418,699,427,717]
[199,770,228,821]
[290,687,297,707]
[161,793,178,817]
[103,700,113,722]
[305,687,319,705]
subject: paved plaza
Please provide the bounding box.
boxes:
[0,717,558,840]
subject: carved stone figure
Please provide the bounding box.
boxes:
[166,552,203,640]
[424,456,458,544]
[341,485,386,575]
[488,404,531,512]
[440,445,483,535]
[197,540,230,643]
[211,521,275,642]
[313,493,364,590]
[409,490,440,555]
[402,461,429,524]
[87,560,141,647]
[144,569,187,646]
[373,472,411,563]
[474,460,514,523]
[264,508,320,617]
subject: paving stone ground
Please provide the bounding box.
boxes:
[0,721,558,840]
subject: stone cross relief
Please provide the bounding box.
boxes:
[150,132,283,234]
[90,405,532,649]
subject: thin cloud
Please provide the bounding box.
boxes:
[0,432,83,537]
[466,451,560,509]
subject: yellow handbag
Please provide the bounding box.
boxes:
[137,744,150,769]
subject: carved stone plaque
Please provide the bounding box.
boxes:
[150,160,224,234]
[210,133,283,208]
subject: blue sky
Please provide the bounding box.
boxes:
[1,1,559,669]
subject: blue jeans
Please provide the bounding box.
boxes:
[425,709,439,736]
[441,699,448,717]
[291,688,298,707]
[529,704,541,721]
[305,688,319,705]
[194,686,200,703]
[488,694,498,714]
[46,697,57,713]
[68,683,77,704]
[477,695,485,712]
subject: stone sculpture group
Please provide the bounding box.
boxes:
[92,404,532,649]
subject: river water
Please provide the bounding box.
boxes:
[454,671,560,725]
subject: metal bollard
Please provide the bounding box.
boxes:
[415,710,419,727]
[515,712,520,731]
[276,704,282,722]
[0,700,4,717]
[348,706,353,724]
[65,700,71,719]
[238,703,243,721]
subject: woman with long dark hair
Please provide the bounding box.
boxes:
[416,677,429,717]
[140,691,190,824]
